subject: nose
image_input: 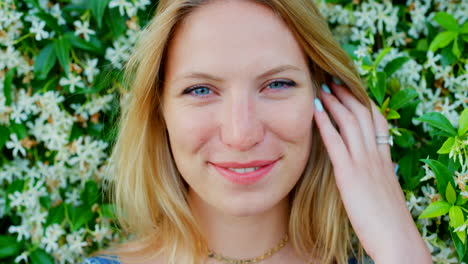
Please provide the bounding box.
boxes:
[220,93,264,151]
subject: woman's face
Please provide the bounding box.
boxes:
[162,0,315,216]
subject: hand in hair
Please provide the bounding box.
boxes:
[312,80,432,264]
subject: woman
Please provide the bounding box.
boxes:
[85,0,432,263]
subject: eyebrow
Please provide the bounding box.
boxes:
[172,64,303,83]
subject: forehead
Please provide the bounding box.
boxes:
[164,0,308,79]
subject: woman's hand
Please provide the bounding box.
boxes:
[312,80,432,264]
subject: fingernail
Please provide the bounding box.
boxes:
[332,76,342,85]
[321,83,331,94]
[394,164,399,174]
[314,98,323,112]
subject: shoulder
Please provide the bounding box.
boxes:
[82,255,121,264]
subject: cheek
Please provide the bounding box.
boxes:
[165,105,217,158]
[260,97,314,142]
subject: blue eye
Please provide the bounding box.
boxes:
[267,80,296,90]
[183,86,213,97]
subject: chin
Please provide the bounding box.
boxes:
[216,192,287,217]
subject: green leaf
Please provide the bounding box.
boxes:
[434,12,460,31]
[463,35,468,43]
[450,206,466,244]
[450,205,464,228]
[416,112,457,137]
[54,36,71,73]
[69,204,93,231]
[438,137,456,154]
[394,128,415,148]
[450,226,466,260]
[369,71,386,105]
[421,159,456,200]
[74,208,94,231]
[453,37,461,58]
[446,183,457,205]
[399,150,422,189]
[441,44,457,66]
[106,8,127,38]
[30,249,54,264]
[90,0,111,28]
[101,204,116,218]
[459,108,468,136]
[40,196,52,209]
[389,88,418,111]
[374,47,391,67]
[0,235,21,258]
[46,204,64,226]
[81,180,100,207]
[23,0,42,10]
[34,43,56,80]
[35,12,62,34]
[64,32,105,55]
[0,125,10,149]
[383,56,410,77]
[457,196,468,206]
[462,21,468,33]
[429,31,457,52]
[9,123,27,140]
[3,67,15,106]
[386,109,400,120]
[419,201,451,219]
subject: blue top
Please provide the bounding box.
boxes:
[83,255,366,264]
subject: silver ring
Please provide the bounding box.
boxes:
[376,134,393,146]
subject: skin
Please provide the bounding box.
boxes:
[161,0,432,263]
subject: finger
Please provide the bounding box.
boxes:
[313,97,351,172]
[370,100,391,162]
[319,85,367,162]
[329,81,377,154]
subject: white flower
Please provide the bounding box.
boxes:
[386,30,406,47]
[109,0,133,16]
[5,133,26,157]
[14,251,29,263]
[134,0,151,11]
[105,37,132,68]
[92,224,112,243]
[424,51,441,71]
[8,223,31,242]
[406,192,427,216]
[354,45,368,59]
[432,246,459,263]
[65,188,82,206]
[66,229,88,255]
[59,74,85,93]
[50,3,66,25]
[29,19,49,41]
[10,105,28,124]
[42,224,64,253]
[73,20,95,41]
[83,58,100,83]
[454,224,467,233]
[350,28,374,46]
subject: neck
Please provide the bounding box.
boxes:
[187,188,291,261]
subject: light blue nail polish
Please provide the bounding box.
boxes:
[321,83,331,94]
[394,164,399,174]
[314,98,323,112]
[332,76,342,85]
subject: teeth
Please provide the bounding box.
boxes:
[227,167,261,173]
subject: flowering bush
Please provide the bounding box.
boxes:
[0,0,466,263]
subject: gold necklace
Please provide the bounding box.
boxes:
[207,234,289,264]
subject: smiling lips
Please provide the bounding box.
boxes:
[210,159,279,184]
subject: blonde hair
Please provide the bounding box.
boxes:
[95,0,370,263]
